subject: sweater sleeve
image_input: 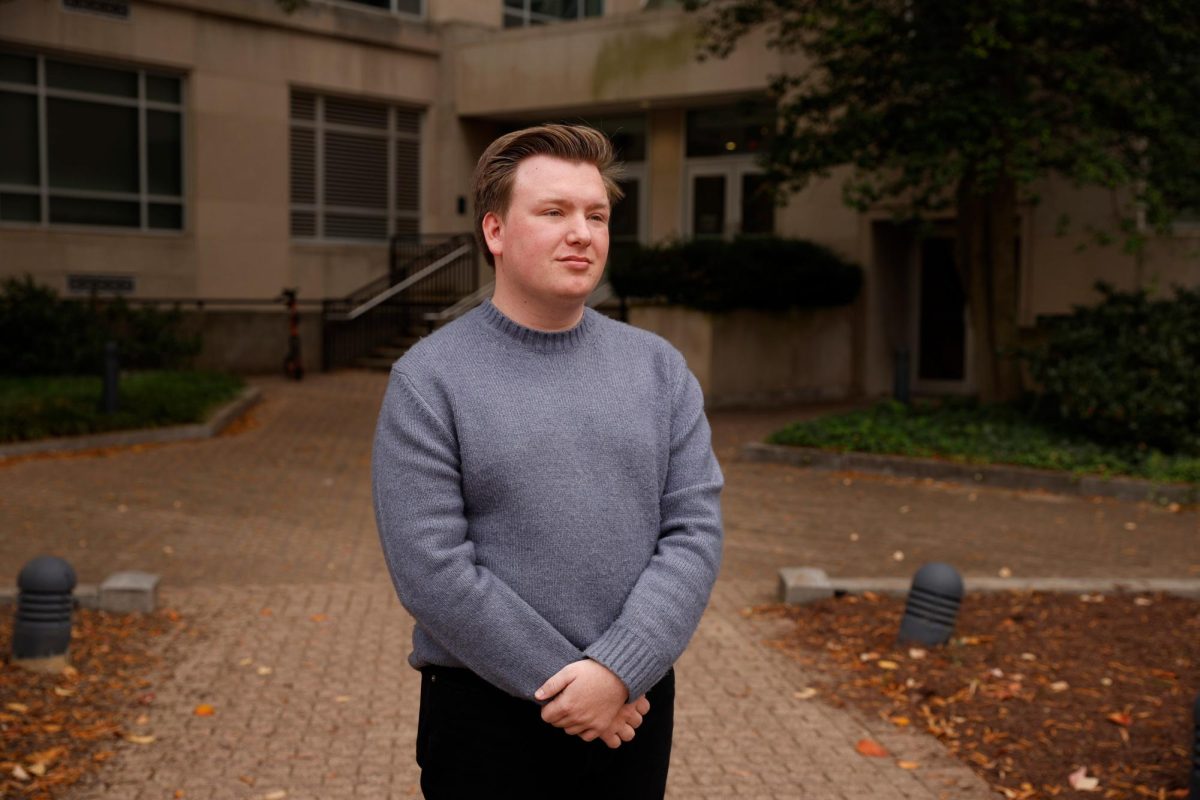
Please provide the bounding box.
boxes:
[372,368,584,700]
[583,355,724,699]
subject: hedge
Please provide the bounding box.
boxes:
[608,236,863,312]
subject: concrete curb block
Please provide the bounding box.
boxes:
[0,572,160,613]
[778,566,1200,604]
[743,442,1199,505]
[0,385,262,460]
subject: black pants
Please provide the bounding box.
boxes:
[416,665,675,799]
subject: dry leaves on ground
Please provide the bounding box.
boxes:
[755,590,1200,799]
[0,606,191,799]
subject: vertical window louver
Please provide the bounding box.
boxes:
[289,91,421,242]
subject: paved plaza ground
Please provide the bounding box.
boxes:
[2,371,1197,799]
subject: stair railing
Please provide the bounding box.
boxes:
[321,234,478,369]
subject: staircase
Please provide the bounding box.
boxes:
[322,233,628,372]
[320,234,479,371]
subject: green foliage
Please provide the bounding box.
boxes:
[768,399,1200,485]
[0,371,244,443]
[0,277,201,376]
[608,236,862,312]
[686,0,1200,240]
[1021,283,1200,454]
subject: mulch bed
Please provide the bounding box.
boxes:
[753,590,1200,799]
[0,606,192,799]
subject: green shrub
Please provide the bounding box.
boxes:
[0,277,200,376]
[1020,283,1200,454]
[0,371,244,443]
[608,236,863,312]
[768,399,1200,484]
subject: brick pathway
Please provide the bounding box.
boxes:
[2,371,1195,799]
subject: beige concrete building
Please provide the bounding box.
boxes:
[2,0,1197,396]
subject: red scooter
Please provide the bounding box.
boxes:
[279,288,303,381]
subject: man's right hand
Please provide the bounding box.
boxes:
[595,694,650,749]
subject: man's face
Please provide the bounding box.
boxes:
[485,154,610,317]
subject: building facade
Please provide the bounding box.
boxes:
[2,0,1197,393]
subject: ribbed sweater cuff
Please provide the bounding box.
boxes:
[584,624,669,700]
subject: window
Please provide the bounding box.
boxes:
[0,50,184,230]
[684,101,775,237]
[503,0,603,28]
[331,0,422,16]
[290,91,421,242]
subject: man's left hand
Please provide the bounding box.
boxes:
[536,660,628,740]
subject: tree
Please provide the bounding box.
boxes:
[685,0,1200,403]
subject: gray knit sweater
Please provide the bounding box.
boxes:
[372,300,724,702]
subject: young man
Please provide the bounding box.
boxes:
[372,124,724,798]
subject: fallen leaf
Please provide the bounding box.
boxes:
[26,763,46,777]
[238,657,253,666]
[28,747,66,767]
[998,566,1013,578]
[859,651,881,662]
[793,688,819,700]
[1134,597,1153,607]
[908,648,927,660]
[12,764,30,781]
[334,695,352,703]
[5,703,29,714]
[53,686,75,697]
[1049,681,1070,692]
[896,760,919,770]
[310,614,328,623]
[1106,712,1133,727]
[194,704,216,717]
[1068,767,1100,792]
[1020,652,1037,661]
[891,550,906,562]
[261,791,288,800]
[125,734,156,745]
[855,739,889,757]
[257,666,273,676]
[890,716,911,727]
[877,660,900,670]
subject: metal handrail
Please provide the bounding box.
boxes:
[334,243,473,321]
[423,281,494,324]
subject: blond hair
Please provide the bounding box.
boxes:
[472,124,624,267]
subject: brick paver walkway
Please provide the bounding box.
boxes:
[3,371,1196,799]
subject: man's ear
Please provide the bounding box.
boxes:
[482,211,503,263]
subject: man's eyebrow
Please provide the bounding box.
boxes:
[535,196,610,210]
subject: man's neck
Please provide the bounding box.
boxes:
[490,287,586,333]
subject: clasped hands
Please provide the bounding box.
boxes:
[535,659,649,749]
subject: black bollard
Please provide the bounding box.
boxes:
[893,348,911,405]
[1191,693,1200,800]
[12,556,77,672]
[898,562,963,646]
[102,340,119,414]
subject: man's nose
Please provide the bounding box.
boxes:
[564,212,591,246]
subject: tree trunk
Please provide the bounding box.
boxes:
[954,174,1022,404]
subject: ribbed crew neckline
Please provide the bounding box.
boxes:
[478,299,594,353]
